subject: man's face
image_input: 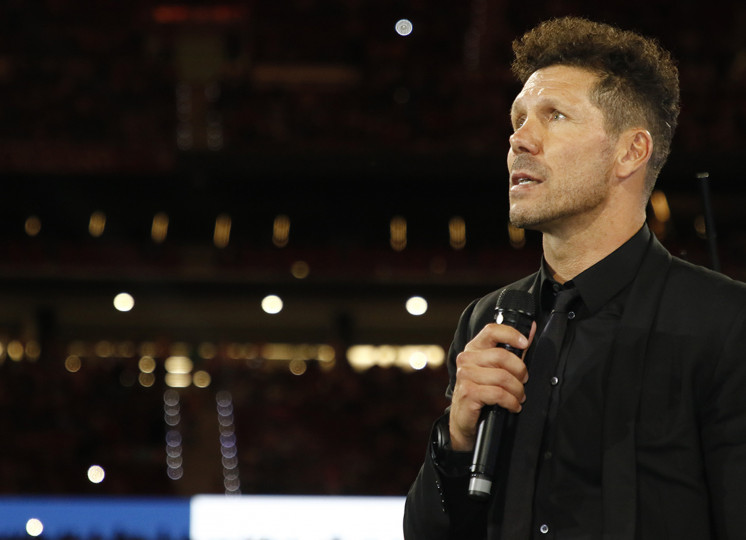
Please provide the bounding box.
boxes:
[507,65,617,233]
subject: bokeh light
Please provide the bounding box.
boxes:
[113,292,135,312]
[395,19,413,36]
[405,296,428,316]
[261,295,283,314]
[25,518,43,537]
[87,465,105,484]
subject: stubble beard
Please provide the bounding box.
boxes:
[508,145,615,232]
[508,173,611,232]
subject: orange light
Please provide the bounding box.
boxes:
[152,5,247,24]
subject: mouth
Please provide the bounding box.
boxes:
[510,171,543,188]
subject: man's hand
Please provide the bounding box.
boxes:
[449,322,537,451]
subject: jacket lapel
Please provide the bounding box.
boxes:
[602,234,672,538]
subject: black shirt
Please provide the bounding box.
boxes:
[528,225,651,538]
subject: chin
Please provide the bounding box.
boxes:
[509,210,538,229]
[509,212,551,233]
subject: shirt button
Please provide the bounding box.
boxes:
[543,450,552,460]
[550,376,559,386]
[540,524,550,534]
[567,311,576,319]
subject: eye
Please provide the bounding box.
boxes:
[512,115,526,131]
[550,110,566,121]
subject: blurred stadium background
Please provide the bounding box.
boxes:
[1,0,746,537]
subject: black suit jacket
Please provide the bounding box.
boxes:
[404,234,746,539]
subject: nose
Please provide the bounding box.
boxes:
[509,118,541,155]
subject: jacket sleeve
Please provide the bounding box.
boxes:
[403,299,492,539]
[700,302,746,538]
[403,416,491,539]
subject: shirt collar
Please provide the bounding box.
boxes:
[538,224,651,316]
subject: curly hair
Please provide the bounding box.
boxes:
[511,17,680,194]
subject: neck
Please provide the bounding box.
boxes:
[541,209,646,283]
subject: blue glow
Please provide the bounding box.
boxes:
[0,497,190,539]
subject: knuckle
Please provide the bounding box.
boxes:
[455,350,470,366]
[453,376,474,398]
[455,362,473,381]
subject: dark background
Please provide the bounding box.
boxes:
[1,0,746,497]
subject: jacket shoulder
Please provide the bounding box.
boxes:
[666,256,746,311]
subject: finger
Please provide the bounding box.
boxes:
[482,383,525,413]
[464,322,529,353]
[455,362,527,406]
[457,346,528,383]
[524,320,538,354]
[450,379,525,450]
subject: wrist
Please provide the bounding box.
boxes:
[449,428,475,452]
[431,414,473,477]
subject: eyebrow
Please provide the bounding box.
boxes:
[509,99,525,121]
[511,93,578,119]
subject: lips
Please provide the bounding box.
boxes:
[510,171,543,188]
[509,154,547,191]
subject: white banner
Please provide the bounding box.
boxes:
[190,495,406,540]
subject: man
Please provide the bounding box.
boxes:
[404,17,746,539]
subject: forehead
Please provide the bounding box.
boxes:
[511,65,600,112]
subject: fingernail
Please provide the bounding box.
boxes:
[519,335,529,347]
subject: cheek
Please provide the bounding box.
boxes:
[558,135,611,173]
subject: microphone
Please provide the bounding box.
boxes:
[468,289,536,500]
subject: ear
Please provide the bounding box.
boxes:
[614,129,653,180]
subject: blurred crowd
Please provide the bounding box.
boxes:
[0,349,449,496]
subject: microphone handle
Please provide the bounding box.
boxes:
[467,343,522,500]
[467,289,533,501]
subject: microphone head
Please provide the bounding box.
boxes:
[496,288,536,318]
